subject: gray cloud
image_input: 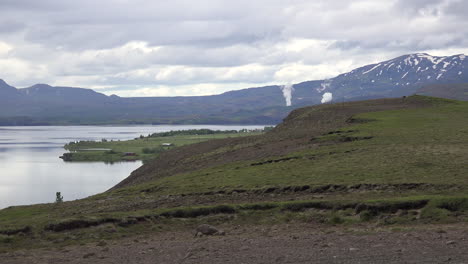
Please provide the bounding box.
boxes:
[0,0,467,96]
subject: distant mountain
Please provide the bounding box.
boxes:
[1,53,467,125]
[0,79,21,100]
[292,53,468,104]
[19,84,109,104]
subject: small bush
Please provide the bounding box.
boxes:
[142,147,163,154]
[359,210,374,221]
[0,235,13,243]
[436,198,468,212]
[420,208,452,222]
[329,214,344,224]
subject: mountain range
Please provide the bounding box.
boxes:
[1,53,467,125]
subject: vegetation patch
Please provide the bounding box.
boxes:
[160,205,236,218]
[0,226,31,236]
[44,218,120,232]
[62,129,265,162]
[250,156,301,166]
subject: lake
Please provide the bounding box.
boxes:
[0,125,267,209]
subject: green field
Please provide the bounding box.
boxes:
[62,129,265,162]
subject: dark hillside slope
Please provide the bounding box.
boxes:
[113,95,434,189]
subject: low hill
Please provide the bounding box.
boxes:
[114,95,434,189]
[0,95,467,252]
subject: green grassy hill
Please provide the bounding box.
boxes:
[1,95,467,252]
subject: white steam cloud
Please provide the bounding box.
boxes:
[280,84,294,106]
[321,92,333,104]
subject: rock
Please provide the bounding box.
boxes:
[194,224,224,236]
[446,240,456,245]
[240,246,249,251]
[97,240,107,247]
[83,252,96,258]
[349,247,359,251]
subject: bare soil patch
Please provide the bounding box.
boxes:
[3,223,468,264]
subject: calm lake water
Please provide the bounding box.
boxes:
[0,125,267,209]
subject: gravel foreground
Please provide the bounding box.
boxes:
[2,224,468,264]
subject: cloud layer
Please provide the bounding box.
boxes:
[1,0,467,96]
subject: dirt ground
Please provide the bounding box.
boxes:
[2,223,468,264]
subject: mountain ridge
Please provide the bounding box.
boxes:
[1,53,467,125]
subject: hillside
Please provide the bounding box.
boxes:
[113,94,466,191]
[1,53,467,125]
[0,95,467,254]
[113,95,433,189]
[417,83,468,101]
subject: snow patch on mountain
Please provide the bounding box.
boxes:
[362,64,381,75]
[317,79,332,93]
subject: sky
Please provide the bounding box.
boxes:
[1,0,468,97]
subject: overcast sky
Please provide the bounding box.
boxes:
[1,0,467,97]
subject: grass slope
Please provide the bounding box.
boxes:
[0,95,467,252]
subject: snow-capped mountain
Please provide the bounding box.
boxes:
[302,53,468,102]
[1,53,467,125]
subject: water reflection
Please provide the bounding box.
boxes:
[0,125,267,208]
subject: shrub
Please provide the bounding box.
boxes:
[329,214,344,224]
[436,198,468,212]
[142,147,163,154]
[359,210,374,221]
[420,207,452,222]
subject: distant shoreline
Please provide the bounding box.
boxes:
[0,123,276,127]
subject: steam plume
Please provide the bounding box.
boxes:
[280,84,294,106]
[321,92,333,104]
